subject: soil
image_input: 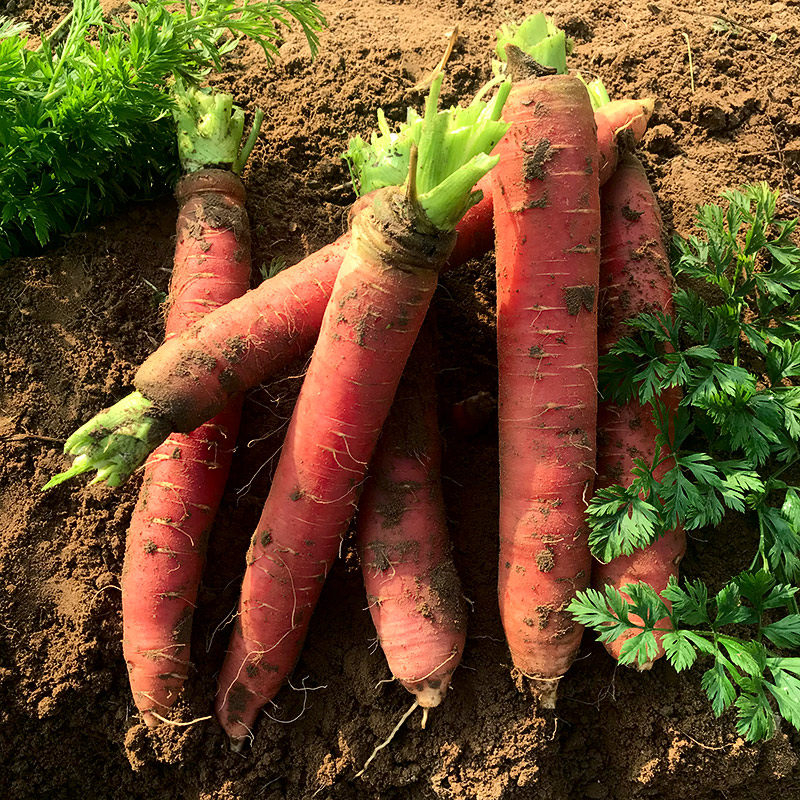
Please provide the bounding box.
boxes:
[3,1,800,798]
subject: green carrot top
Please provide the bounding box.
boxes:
[344,73,510,231]
[174,84,265,174]
[574,73,611,111]
[495,12,570,74]
[495,14,610,111]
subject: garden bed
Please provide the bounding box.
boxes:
[2,0,800,797]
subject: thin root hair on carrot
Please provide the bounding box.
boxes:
[356,699,421,778]
[146,712,212,727]
[262,676,326,724]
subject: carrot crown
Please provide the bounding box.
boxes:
[42,392,170,490]
[495,13,570,74]
[344,73,510,231]
[174,84,265,174]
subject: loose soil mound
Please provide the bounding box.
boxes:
[2,1,800,798]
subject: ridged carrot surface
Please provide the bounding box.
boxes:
[357,321,466,707]
[492,74,600,704]
[593,153,686,666]
[122,170,250,725]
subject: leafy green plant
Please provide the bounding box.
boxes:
[571,183,800,740]
[571,572,800,741]
[0,0,325,259]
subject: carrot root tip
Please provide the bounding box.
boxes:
[530,677,560,709]
[141,711,163,729]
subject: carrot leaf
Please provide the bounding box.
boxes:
[343,73,510,230]
[589,184,800,580]
[570,573,800,742]
[0,0,326,258]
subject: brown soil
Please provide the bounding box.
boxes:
[3,1,800,798]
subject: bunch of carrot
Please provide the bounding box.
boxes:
[46,10,683,755]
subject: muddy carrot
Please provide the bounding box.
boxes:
[492,15,600,706]
[592,152,686,667]
[357,318,466,711]
[214,75,508,747]
[120,88,260,725]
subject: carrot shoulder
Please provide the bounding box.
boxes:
[494,57,600,706]
[593,152,686,667]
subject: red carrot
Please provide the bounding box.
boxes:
[595,99,654,185]
[493,42,600,706]
[592,152,686,667]
[214,77,508,747]
[357,319,466,710]
[121,89,259,725]
[48,91,651,489]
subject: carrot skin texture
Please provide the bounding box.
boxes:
[493,75,600,700]
[594,99,654,186]
[357,321,466,706]
[133,105,649,435]
[135,235,351,432]
[122,170,250,725]
[214,194,453,742]
[593,153,686,664]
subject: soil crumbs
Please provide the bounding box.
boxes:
[3,0,800,799]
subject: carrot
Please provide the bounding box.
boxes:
[46,83,650,489]
[357,318,466,710]
[595,98,654,185]
[492,18,600,707]
[592,152,686,667]
[214,76,508,748]
[121,89,261,726]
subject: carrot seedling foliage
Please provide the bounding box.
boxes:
[0,0,325,258]
[570,183,800,741]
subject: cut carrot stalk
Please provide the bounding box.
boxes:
[121,86,261,726]
[214,75,508,748]
[492,15,600,707]
[357,318,467,709]
[592,152,686,668]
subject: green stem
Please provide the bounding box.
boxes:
[232,109,265,174]
[43,392,172,490]
[174,84,249,173]
[43,8,74,46]
[495,13,569,73]
[419,153,498,231]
